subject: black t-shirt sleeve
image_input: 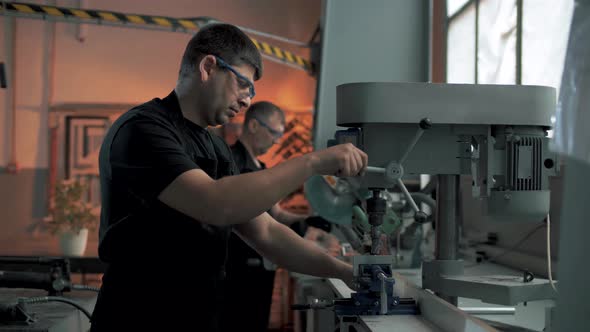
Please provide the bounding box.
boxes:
[229,148,244,175]
[228,152,240,176]
[210,134,239,176]
[109,115,199,204]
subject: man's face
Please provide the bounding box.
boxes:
[206,58,255,126]
[253,112,285,156]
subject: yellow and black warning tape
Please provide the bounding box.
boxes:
[0,1,204,30]
[250,38,312,72]
[0,1,313,73]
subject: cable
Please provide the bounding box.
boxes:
[547,214,558,292]
[465,223,546,268]
[308,23,320,44]
[420,178,438,195]
[19,296,92,320]
[71,284,100,292]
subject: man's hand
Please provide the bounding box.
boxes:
[308,143,368,177]
[340,264,356,291]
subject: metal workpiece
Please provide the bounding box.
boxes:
[291,298,334,310]
[459,307,516,315]
[376,269,396,315]
[336,82,555,127]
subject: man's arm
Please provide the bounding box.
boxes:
[158,143,367,227]
[233,213,353,284]
[269,204,307,226]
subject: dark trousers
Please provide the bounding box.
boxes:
[91,263,226,331]
[218,267,276,332]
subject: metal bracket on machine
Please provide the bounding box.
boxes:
[0,257,73,296]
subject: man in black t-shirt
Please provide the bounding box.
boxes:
[222,101,332,331]
[91,23,367,331]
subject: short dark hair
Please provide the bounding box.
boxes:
[244,101,285,127]
[179,23,263,80]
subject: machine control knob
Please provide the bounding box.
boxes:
[414,211,428,224]
[419,118,432,130]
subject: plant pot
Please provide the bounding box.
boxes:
[59,228,89,256]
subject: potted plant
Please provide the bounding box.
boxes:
[46,179,98,256]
